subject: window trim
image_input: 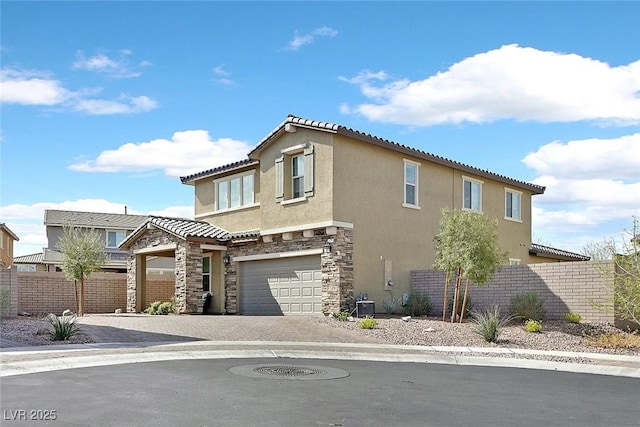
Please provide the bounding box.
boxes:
[214,170,256,212]
[462,176,483,213]
[403,159,421,209]
[509,258,522,266]
[504,188,523,222]
[106,230,127,248]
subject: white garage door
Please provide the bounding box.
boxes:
[239,255,323,315]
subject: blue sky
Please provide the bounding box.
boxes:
[1,1,639,257]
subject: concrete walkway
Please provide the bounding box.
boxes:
[1,314,639,379]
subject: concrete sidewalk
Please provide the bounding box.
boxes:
[1,314,639,379]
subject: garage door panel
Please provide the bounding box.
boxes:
[240,255,322,315]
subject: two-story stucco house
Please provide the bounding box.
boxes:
[121,115,587,316]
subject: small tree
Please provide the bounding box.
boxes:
[433,209,507,322]
[58,225,109,316]
[583,217,640,325]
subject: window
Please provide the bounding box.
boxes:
[17,264,36,272]
[509,258,522,266]
[463,177,482,212]
[292,155,305,199]
[202,256,211,292]
[275,144,315,202]
[403,160,420,208]
[215,172,255,211]
[505,189,522,221]
[106,230,126,248]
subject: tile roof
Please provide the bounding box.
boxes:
[13,252,44,264]
[529,243,590,261]
[0,223,19,241]
[180,159,259,185]
[44,210,148,230]
[183,114,545,194]
[120,216,231,249]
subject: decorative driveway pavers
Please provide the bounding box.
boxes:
[76,314,383,344]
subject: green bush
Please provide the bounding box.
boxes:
[402,292,433,317]
[331,310,350,321]
[47,313,81,341]
[564,312,582,324]
[509,292,546,322]
[0,287,12,318]
[524,319,543,333]
[448,294,474,318]
[145,299,177,315]
[382,296,399,315]
[358,316,378,329]
[472,305,512,343]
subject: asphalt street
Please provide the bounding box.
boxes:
[2,357,639,427]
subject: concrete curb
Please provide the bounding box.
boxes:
[2,340,639,379]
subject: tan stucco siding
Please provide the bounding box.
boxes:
[1,230,15,268]
[193,167,262,232]
[258,128,334,231]
[331,135,536,305]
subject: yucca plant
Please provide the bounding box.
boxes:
[47,313,81,341]
[509,292,546,322]
[472,305,512,343]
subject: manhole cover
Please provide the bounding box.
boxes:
[229,364,349,381]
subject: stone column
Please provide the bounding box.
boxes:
[126,254,137,313]
[321,228,354,314]
[175,241,203,314]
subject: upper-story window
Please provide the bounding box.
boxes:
[275,143,315,203]
[463,177,483,212]
[215,172,255,211]
[505,188,522,221]
[292,154,305,199]
[106,230,126,248]
[403,159,420,209]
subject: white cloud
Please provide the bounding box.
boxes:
[148,206,194,219]
[0,68,71,105]
[526,133,640,253]
[523,133,640,180]
[341,44,640,126]
[212,65,235,86]
[285,26,338,51]
[73,50,149,79]
[69,130,252,177]
[0,67,158,115]
[72,94,158,115]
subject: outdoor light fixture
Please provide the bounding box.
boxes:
[223,254,231,265]
[323,242,332,254]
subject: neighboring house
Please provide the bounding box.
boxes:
[13,210,175,273]
[121,114,589,316]
[0,223,19,269]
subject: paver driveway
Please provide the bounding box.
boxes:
[76,314,381,344]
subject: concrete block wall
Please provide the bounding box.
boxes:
[12,272,176,315]
[411,261,614,323]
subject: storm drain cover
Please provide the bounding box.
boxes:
[229,364,349,381]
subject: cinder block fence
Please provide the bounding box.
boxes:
[411,261,615,323]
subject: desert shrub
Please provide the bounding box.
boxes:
[358,316,378,329]
[524,319,543,333]
[472,305,512,343]
[145,299,177,315]
[47,313,81,341]
[448,294,474,318]
[331,311,350,321]
[586,331,640,349]
[564,312,582,324]
[509,292,546,321]
[0,287,11,318]
[382,296,399,315]
[402,292,433,317]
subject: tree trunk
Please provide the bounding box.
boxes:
[459,278,470,323]
[442,271,450,322]
[451,268,462,322]
[79,278,85,317]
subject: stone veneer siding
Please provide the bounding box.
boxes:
[126,228,204,314]
[224,228,353,315]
